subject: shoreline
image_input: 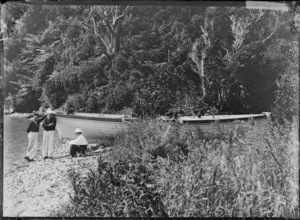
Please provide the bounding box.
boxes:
[3,141,105,217]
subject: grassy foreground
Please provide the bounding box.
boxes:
[55,119,299,218]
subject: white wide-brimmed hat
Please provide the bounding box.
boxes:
[46,109,55,114]
[74,128,83,133]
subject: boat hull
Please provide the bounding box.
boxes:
[55,113,128,142]
[178,113,270,131]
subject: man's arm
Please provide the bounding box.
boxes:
[37,115,47,123]
[53,117,57,127]
[49,117,57,127]
[42,118,49,127]
[70,136,82,145]
[47,117,56,127]
[26,122,33,133]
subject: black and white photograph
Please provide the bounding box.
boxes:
[1,0,299,218]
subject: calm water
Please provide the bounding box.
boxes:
[3,115,58,172]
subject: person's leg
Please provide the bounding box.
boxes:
[32,132,39,159]
[47,131,55,158]
[80,145,87,154]
[26,132,34,157]
[70,145,79,157]
[26,132,38,159]
[26,132,38,160]
[42,131,49,158]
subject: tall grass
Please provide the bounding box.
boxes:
[155,120,299,217]
[56,119,299,218]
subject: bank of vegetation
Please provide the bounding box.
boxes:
[53,119,299,218]
[2,3,299,123]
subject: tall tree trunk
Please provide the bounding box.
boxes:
[189,19,212,103]
[80,6,129,56]
[112,22,120,53]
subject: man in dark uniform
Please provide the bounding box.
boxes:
[25,111,47,162]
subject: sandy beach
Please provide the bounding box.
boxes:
[3,142,104,217]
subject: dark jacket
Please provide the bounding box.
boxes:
[26,115,47,133]
[42,116,57,131]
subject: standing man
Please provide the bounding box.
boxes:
[42,109,56,159]
[25,111,47,162]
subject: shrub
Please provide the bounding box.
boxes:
[59,156,167,217]
[105,83,134,113]
[4,94,17,111]
[14,87,42,112]
[273,71,299,124]
[132,64,182,118]
[63,94,86,112]
[43,79,68,109]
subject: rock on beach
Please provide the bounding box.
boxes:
[3,142,102,217]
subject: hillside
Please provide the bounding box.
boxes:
[2,4,299,123]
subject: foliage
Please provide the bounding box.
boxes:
[2,4,298,121]
[271,39,299,123]
[273,70,299,124]
[132,64,183,118]
[56,119,299,218]
[85,90,103,113]
[43,78,68,109]
[4,94,17,111]
[63,93,87,112]
[14,87,42,112]
[105,82,134,112]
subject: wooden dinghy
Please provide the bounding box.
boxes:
[55,113,134,142]
[177,112,271,130]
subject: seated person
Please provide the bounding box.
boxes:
[67,128,88,157]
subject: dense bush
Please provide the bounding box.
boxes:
[273,69,299,124]
[132,65,183,118]
[63,93,87,112]
[105,83,134,113]
[57,119,299,218]
[13,87,42,112]
[43,78,68,109]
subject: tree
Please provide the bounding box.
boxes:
[80,5,129,58]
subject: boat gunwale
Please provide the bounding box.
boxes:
[180,114,267,123]
[55,113,268,124]
[55,114,124,122]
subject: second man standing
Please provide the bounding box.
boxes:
[42,109,56,159]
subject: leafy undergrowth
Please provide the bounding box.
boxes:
[55,119,299,218]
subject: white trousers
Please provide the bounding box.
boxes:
[42,130,55,157]
[26,132,39,159]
